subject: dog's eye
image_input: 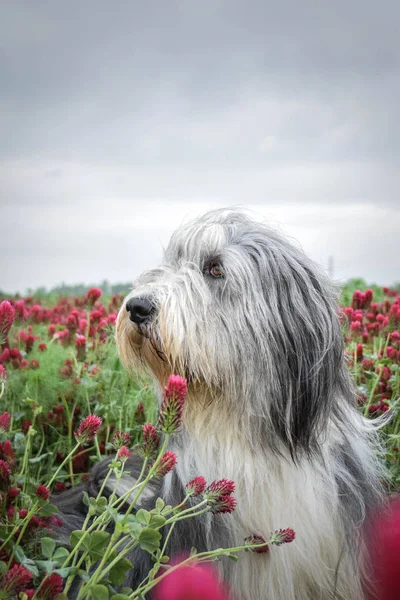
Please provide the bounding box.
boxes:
[209,263,224,279]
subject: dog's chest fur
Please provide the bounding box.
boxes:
[167,423,363,600]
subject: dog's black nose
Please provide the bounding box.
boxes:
[126,297,156,324]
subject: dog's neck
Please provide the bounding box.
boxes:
[170,406,284,492]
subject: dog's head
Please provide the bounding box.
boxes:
[116,209,352,455]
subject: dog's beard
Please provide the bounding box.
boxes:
[116,309,193,388]
[116,310,217,417]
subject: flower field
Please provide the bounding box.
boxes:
[0,284,399,599]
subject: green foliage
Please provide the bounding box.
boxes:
[340,279,384,305]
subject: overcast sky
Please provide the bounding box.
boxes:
[1,1,399,294]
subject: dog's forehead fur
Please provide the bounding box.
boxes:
[164,209,335,300]
[166,210,282,261]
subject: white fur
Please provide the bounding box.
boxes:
[167,406,374,600]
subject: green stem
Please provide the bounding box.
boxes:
[123,439,169,519]
[111,457,149,511]
[363,373,381,416]
[164,499,208,524]
[94,435,102,461]
[363,333,390,417]
[86,308,91,341]
[70,442,169,595]
[18,417,37,495]
[148,521,177,583]
[61,511,109,569]
[93,536,137,585]
[47,442,81,489]
[64,531,133,596]
[5,502,38,565]
[165,506,210,526]
[62,394,78,482]
[62,460,133,572]
[66,466,116,574]
[96,468,113,501]
[106,461,127,506]
[77,530,120,599]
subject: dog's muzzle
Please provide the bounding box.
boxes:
[126,297,156,325]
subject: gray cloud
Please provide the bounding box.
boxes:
[1,1,399,291]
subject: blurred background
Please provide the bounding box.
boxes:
[1,1,399,295]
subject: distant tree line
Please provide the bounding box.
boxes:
[340,278,400,306]
[0,279,132,299]
[1,277,399,301]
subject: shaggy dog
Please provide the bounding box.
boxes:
[55,209,384,599]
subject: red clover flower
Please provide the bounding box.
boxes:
[244,535,270,553]
[0,412,10,433]
[208,495,237,514]
[154,451,177,476]
[164,374,188,401]
[36,573,64,599]
[0,300,15,341]
[74,414,102,445]
[158,375,188,433]
[204,479,236,514]
[117,446,130,462]
[142,423,160,457]
[0,365,7,381]
[75,335,86,361]
[0,459,11,490]
[134,402,146,424]
[271,528,296,545]
[205,479,235,497]
[112,430,132,450]
[36,484,51,501]
[1,440,16,467]
[0,563,32,594]
[245,528,295,553]
[7,486,20,500]
[185,476,207,496]
[86,287,102,307]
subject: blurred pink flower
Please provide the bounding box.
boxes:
[154,557,230,600]
[75,334,86,361]
[117,445,130,462]
[0,301,15,341]
[0,365,7,381]
[366,496,400,600]
[86,287,102,307]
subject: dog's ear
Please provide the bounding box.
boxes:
[255,241,350,457]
